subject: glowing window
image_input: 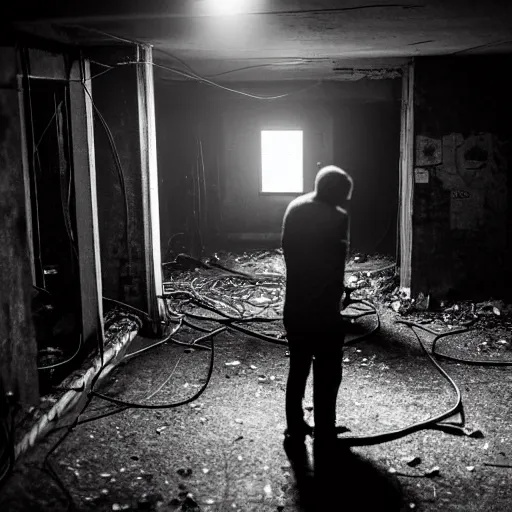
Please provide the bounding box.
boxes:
[261,130,303,193]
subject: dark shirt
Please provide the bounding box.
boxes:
[282,192,349,333]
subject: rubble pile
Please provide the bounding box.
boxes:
[163,250,511,357]
[382,290,512,359]
[163,250,397,334]
[385,292,512,329]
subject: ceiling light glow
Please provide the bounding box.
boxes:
[201,0,255,16]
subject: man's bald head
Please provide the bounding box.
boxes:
[314,165,353,207]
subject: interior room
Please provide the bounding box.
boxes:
[156,77,401,261]
[1,2,512,511]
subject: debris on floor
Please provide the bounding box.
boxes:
[162,250,397,341]
[163,249,512,369]
[5,249,512,512]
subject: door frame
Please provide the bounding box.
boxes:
[19,49,104,350]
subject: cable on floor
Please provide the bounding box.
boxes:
[89,327,222,409]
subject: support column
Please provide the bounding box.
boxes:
[398,59,415,295]
[69,57,104,350]
[137,45,164,325]
[90,45,163,330]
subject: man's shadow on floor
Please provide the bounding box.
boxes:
[284,438,403,511]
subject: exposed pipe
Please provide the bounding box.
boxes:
[15,318,140,460]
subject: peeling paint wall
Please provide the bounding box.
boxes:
[155,79,401,257]
[412,56,512,300]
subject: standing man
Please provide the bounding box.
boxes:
[281,165,353,467]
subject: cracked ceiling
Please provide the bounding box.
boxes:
[5,0,512,80]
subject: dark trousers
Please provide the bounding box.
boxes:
[285,327,344,440]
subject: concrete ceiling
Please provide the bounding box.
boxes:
[7,0,512,81]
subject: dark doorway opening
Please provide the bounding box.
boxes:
[23,78,83,393]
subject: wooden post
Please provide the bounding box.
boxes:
[398,59,415,296]
[90,46,163,327]
[0,47,39,405]
[136,45,164,327]
[69,58,104,350]
[17,74,36,284]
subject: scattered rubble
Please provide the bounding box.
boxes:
[163,250,397,339]
[386,293,512,329]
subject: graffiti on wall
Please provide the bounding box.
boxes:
[416,132,508,232]
[416,135,442,166]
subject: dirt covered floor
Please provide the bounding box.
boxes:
[2,251,512,511]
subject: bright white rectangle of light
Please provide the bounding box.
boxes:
[261,130,303,193]
[201,0,259,16]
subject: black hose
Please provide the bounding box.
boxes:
[169,287,494,447]
[337,321,464,446]
[171,338,212,351]
[167,293,381,347]
[226,323,288,346]
[37,334,83,371]
[90,327,221,409]
[175,294,469,448]
[183,317,215,333]
[52,321,223,430]
[401,320,512,367]
[166,281,488,460]
[69,406,130,427]
[123,321,182,361]
[43,259,511,468]
[342,300,381,345]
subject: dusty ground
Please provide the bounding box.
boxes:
[2,252,512,512]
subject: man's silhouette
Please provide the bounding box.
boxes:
[281,165,353,468]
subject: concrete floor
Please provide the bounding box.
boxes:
[2,306,512,512]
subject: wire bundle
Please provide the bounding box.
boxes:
[189,273,283,319]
